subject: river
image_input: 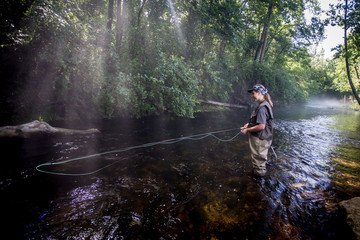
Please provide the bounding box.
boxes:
[1,101,359,239]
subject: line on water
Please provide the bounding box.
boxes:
[36,128,242,176]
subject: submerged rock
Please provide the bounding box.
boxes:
[340,197,360,240]
[0,120,100,137]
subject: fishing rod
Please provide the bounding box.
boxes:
[270,146,277,160]
[36,127,243,176]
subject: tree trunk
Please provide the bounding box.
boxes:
[219,40,226,57]
[199,100,248,109]
[104,0,116,74]
[137,0,146,27]
[254,2,273,64]
[116,0,123,56]
[354,65,360,89]
[344,0,360,105]
[106,0,115,48]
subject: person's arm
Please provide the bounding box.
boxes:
[241,107,267,134]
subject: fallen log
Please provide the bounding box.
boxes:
[199,99,248,109]
[0,120,100,137]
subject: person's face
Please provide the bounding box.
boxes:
[251,90,263,102]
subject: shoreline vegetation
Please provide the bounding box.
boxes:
[1,96,359,129]
[349,102,360,111]
[1,1,359,126]
[0,97,358,137]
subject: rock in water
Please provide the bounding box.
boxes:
[340,197,360,240]
[0,120,100,137]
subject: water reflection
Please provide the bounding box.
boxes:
[1,107,359,239]
[265,105,360,239]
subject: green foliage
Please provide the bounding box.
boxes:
[331,56,360,94]
[327,0,360,101]
[1,0,356,124]
[249,62,309,104]
[130,54,202,118]
[0,0,34,46]
[98,72,132,119]
[19,0,106,121]
[197,51,236,102]
[155,54,201,117]
[130,73,163,118]
[198,0,247,46]
[328,0,360,62]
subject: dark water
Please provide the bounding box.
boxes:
[1,102,360,239]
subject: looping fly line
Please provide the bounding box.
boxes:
[36,128,242,176]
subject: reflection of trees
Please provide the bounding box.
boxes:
[329,113,360,196]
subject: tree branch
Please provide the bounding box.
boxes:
[344,0,360,105]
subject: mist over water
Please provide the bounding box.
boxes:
[307,96,347,108]
[1,104,359,239]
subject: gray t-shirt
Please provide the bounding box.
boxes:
[256,107,269,125]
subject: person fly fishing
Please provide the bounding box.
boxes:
[241,84,274,177]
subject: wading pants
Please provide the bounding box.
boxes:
[249,134,272,176]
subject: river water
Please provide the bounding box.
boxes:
[1,101,359,239]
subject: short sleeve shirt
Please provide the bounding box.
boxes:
[256,106,269,125]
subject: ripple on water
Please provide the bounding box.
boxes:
[4,109,359,239]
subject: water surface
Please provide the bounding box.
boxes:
[1,103,359,239]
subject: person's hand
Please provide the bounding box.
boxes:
[241,124,249,134]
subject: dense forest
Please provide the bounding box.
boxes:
[0,0,359,124]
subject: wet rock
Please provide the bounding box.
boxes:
[0,120,100,137]
[289,182,309,189]
[340,197,360,239]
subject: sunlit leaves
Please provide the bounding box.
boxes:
[328,0,360,58]
[331,56,360,94]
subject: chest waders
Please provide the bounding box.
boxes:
[248,101,274,176]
